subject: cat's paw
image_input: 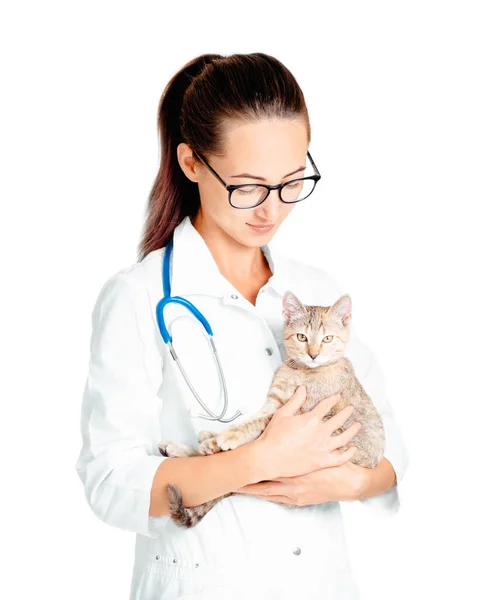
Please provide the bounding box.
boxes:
[199,437,221,455]
[216,429,245,451]
[158,442,175,457]
[159,441,200,458]
[198,430,218,444]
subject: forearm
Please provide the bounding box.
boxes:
[359,457,397,500]
[149,441,267,517]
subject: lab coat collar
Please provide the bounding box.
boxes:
[169,215,290,298]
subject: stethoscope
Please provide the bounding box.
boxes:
[155,238,242,423]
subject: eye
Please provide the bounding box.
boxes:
[322,335,333,343]
[296,333,307,342]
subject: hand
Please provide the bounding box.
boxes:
[253,385,362,480]
[235,450,369,506]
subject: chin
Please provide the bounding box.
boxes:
[304,357,335,368]
[300,360,321,369]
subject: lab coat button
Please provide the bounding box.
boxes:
[265,347,273,356]
[293,547,301,555]
[231,294,239,299]
[173,558,177,563]
[155,555,160,560]
[195,563,199,568]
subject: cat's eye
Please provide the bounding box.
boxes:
[322,335,333,343]
[296,333,307,342]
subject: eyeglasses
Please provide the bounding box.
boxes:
[192,149,321,209]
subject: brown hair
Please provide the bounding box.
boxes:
[137,52,311,261]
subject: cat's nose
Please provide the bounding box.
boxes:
[309,352,319,360]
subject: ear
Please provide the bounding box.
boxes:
[328,294,352,327]
[282,291,306,323]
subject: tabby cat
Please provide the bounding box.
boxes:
[158,291,385,528]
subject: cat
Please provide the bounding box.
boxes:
[158,291,385,528]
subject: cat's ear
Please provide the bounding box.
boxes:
[328,294,352,327]
[282,291,306,323]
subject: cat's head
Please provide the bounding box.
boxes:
[281,291,352,368]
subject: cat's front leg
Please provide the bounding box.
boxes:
[158,441,202,458]
[199,436,222,455]
[216,393,289,451]
[198,430,218,444]
[216,410,275,451]
[215,415,272,450]
[197,430,222,455]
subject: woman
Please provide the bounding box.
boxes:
[75,53,409,600]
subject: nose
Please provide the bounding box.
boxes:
[256,188,281,220]
[309,352,319,360]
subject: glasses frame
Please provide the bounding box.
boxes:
[192,149,321,209]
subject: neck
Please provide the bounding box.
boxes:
[191,212,269,284]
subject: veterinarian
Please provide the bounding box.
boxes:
[75,53,410,600]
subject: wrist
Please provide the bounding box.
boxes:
[357,466,372,500]
[244,438,276,483]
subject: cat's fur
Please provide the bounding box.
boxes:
[158,291,385,528]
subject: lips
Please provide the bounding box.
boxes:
[246,223,275,232]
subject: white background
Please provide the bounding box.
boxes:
[1,1,483,598]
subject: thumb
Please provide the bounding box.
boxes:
[278,385,307,416]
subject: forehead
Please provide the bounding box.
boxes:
[293,306,330,328]
[222,118,308,172]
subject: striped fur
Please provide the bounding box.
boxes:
[158,291,385,527]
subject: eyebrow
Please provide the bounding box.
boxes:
[229,165,306,181]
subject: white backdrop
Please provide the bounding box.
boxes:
[1,1,483,598]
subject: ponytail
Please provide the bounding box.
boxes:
[138,53,309,261]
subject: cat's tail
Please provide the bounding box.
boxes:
[167,484,234,528]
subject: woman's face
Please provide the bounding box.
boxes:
[178,117,309,248]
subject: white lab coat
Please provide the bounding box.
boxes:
[75,215,410,600]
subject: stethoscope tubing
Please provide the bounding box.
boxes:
[155,238,241,423]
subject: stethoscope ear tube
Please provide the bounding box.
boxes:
[156,238,241,423]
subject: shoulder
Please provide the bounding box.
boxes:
[272,248,349,306]
[91,248,165,323]
[106,248,164,291]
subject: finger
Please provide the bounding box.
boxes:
[241,481,287,496]
[255,494,295,504]
[308,391,342,418]
[235,482,277,494]
[277,385,307,416]
[329,445,358,466]
[332,421,362,449]
[325,404,356,432]
[235,483,263,494]
[235,477,289,493]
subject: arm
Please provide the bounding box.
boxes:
[150,441,267,516]
[75,273,169,539]
[316,271,410,514]
[359,457,397,499]
[75,272,270,538]
[346,319,411,514]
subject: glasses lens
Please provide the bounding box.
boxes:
[281,178,316,203]
[230,185,269,208]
